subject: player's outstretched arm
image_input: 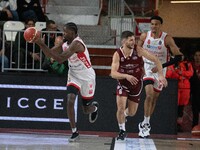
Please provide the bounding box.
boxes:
[24,27,66,63]
[161,35,184,68]
[34,37,64,62]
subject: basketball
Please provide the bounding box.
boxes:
[24,27,40,43]
[191,125,200,136]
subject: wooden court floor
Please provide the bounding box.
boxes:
[0,129,199,150]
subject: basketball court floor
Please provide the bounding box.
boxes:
[0,129,199,150]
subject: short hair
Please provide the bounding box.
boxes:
[46,20,56,26]
[121,31,134,40]
[150,16,163,24]
[64,22,78,34]
[24,18,36,25]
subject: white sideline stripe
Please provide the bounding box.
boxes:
[0,133,69,145]
[177,138,200,141]
[114,138,157,150]
[92,65,111,69]
[0,116,69,122]
[87,45,117,49]
[0,84,67,90]
[192,131,200,133]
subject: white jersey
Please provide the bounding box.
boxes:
[62,36,95,80]
[143,31,169,70]
[142,31,169,91]
[62,36,96,98]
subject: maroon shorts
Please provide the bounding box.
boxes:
[116,80,143,103]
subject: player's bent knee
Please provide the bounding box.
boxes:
[128,111,137,117]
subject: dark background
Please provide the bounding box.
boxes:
[0,73,178,135]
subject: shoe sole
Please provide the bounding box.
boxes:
[68,135,80,142]
[116,138,126,141]
[89,113,98,123]
[139,131,150,138]
[138,131,145,138]
[89,101,99,123]
[138,133,150,138]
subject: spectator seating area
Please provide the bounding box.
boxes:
[0,20,116,76]
[1,0,139,75]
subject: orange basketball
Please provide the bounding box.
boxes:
[191,125,200,136]
[24,27,40,43]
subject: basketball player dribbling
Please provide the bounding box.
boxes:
[111,31,168,140]
[138,16,183,138]
[33,22,99,142]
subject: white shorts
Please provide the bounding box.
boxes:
[67,70,96,99]
[143,62,166,92]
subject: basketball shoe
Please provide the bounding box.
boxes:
[68,131,79,142]
[89,101,99,123]
[117,130,127,141]
[138,122,151,138]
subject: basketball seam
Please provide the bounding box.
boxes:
[29,28,37,43]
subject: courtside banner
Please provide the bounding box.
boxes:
[0,73,77,130]
[0,73,178,134]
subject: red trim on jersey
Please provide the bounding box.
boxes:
[163,35,170,62]
[143,78,162,92]
[82,95,94,100]
[77,52,91,68]
[163,35,168,49]
[67,83,80,91]
[143,77,155,82]
[159,31,162,38]
[154,87,161,93]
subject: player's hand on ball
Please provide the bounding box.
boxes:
[24,27,41,43]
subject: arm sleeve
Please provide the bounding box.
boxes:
[162,55,183,68]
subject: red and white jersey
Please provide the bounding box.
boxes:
[143,31,169,65]
[62,36,95,80]
[142,31,169,76]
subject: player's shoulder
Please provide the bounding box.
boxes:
[139,32,148,42]
[164,33,174,43]
[113,49,121,58]
[140,32,148,38]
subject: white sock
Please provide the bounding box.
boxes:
[72,128,77,133]
[119,123,126,131]
[142,116,150,125]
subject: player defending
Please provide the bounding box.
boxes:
[111,31,167,140]
[33,22,99,142]
[138,16,183,138]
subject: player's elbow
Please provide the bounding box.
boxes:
[110,71,117,79]
[110,71,115,79]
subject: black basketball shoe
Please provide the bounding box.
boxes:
[117,130,127,141]
[89,101,99,123]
